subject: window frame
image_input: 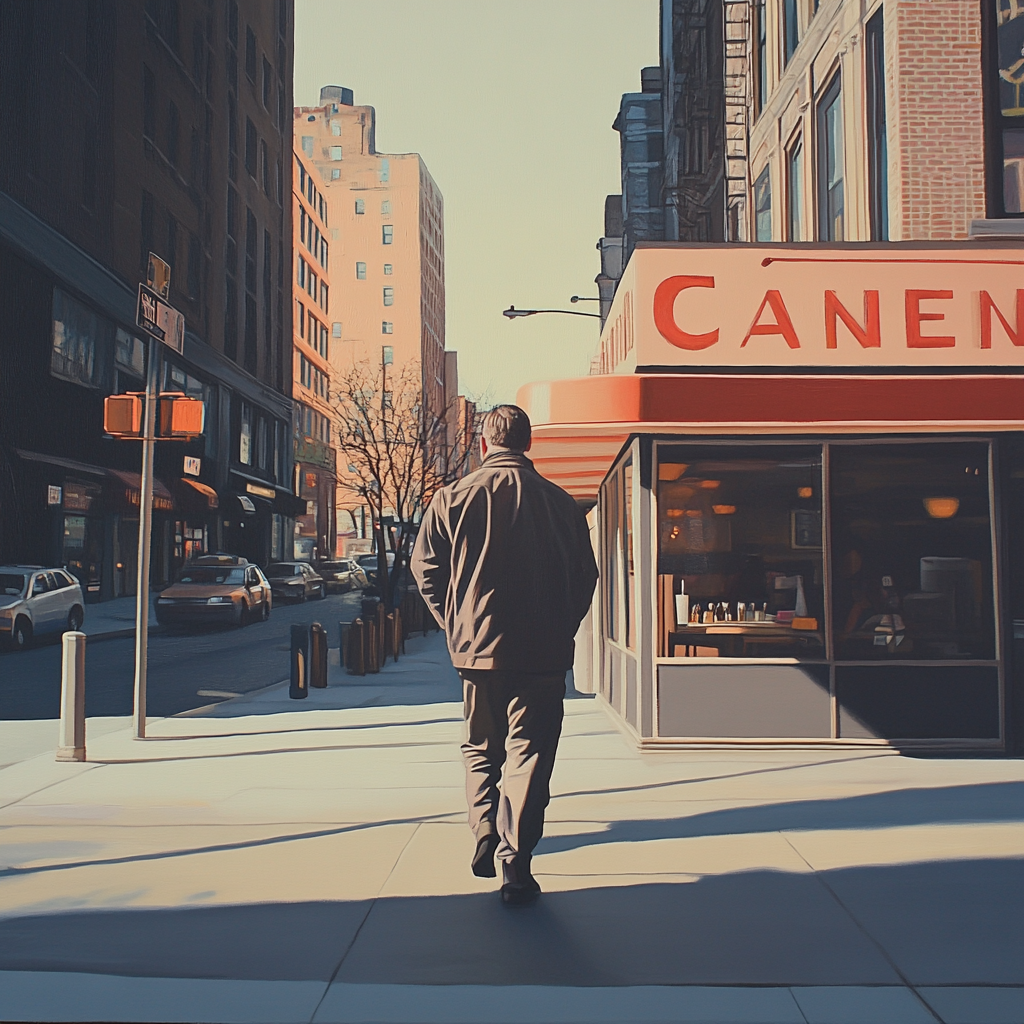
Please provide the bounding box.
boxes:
[982,1,1024,218]
[816,70,845,242]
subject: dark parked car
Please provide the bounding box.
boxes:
[155,560,271,628]
[356,552,395,584]
[265,562,326,602]
[315,559,368,593]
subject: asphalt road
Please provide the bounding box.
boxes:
[0,590,365,720]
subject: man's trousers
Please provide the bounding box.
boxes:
[459,669,565,871]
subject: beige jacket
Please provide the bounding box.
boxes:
[411,451,599,672]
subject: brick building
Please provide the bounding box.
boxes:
[740,0,1023,243]
[0,0,300,600]
[291,149,336,560]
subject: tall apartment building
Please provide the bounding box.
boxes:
[740,0,1023,243]
[295,87,447,417]
[294,87,449,543]
[0,0,299,600]
[291,150,336,560]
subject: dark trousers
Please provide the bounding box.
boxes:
[459,670,565,873]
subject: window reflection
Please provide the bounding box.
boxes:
[830,443,994,661]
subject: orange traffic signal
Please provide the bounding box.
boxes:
[104,394,143,436]
[158,394,205,438]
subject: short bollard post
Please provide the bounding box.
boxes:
[346,617,366,675]
[309,622,328,688]
[339,621,349,670]
[376,602,387,666]
[366,618,380,673]
[56,631,86,762]
[290,623,308,699]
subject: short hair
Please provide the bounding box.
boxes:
[482,404,531,452]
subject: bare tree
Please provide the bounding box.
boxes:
[330,359,478,608]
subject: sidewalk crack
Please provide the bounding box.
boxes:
[780,831,946,1024]
[307,821,421,1024]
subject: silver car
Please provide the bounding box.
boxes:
[0,566,86,650]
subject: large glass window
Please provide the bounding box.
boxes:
[602,470,621,643]
[783,0,799,67]
[830,443,994,662]
[657,445,824,659]
[991,2,1024,214]
[817,73,844,240]
[623,460,635,650]
[51,288,112,389]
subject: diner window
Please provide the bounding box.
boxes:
[754,165,772,241]
[817,72,844,240]
[656,444,825,660]
[985,1,1024,215]
[830,442,994,662]
[787,137,804,241]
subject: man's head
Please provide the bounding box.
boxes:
[480,404,532,457]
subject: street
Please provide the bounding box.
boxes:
[0,591,363,721]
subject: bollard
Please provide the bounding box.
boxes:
[339,621,349,669]
[366,618,380,673]
[289,623,308,699]
[376,602,387,666]
[346,617,366,675]
[309,622,328,688]
[56,631,86,762]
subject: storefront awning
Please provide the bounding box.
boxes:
[107,469,174,512]
[517,373,1024,500]
[175,477,219,513]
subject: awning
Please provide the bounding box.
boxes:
[273,486,307,518]
[107,469,174,512]
[175,477,219,514]
[15,448,109,478]
[516,373,1024,500]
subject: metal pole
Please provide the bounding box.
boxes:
[133,335,159,739]
[57,630,86,761]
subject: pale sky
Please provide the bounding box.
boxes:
[294,0,659,406]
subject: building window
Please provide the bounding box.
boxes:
[787,137,804,241]
[140,190,154,272]
[245,208,256,294]
[302,135,313,157]
[166,213,177,279]
[332,321,342,338]
[321,281,328,313]
[308,309,316,341]
[382,345,393,365]
[260,139,269,193]
[383,263,393,275]
[382,321,393,334]
[330,145,342,161]
[783,0,799,67]
[331,120,341,136]
[379,158,390,182]
[297,254,306,287]
[754,165,772,241]
[166,101,179,167]
[262,56,271,108]
[245,25,256,80]
[297,299,305,338]
[239,402,252,465]
[381,199,391,215]
[143,64,156,139]
[383,286,394,306]
[355,198,365,214]
[984,2,1024,216]
[51,288,111,389]
[245,118,257,177]
[754,0,767,117]
[816,73,844,241]
[331,168,340,180]
[382,225,393,244]
[187,234,202,301]
[356,261,366,279]
[865,8,888,240]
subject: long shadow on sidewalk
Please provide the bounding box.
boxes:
[1,858,1021,988]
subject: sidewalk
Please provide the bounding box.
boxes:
[80,594,160,641]
[1,632,1022,1024]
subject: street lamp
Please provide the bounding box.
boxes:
[502,304,601,320]
[570,296,600,304]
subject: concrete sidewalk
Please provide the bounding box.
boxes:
[1,633,1022,1024]
[79,593,161,641]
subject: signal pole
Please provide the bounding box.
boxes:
[132,333,159,740]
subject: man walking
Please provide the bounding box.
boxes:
[411,405,598,906]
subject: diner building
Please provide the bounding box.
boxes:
[519,242,1024,753]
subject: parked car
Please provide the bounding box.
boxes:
[155,559,271,628]
[356,552,395,584]
[315,559,368,593]
[265,562,326,602]
[0,566,85,650]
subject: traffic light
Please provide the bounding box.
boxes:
[104,394,143,436]
[158,394,205,438]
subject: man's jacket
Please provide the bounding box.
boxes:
[411,450,599,672]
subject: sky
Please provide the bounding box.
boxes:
[294,0,659,406]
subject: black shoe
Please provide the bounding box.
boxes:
[471,832,499,878]
[500,877,541,907]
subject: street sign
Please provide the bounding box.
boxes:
[137,283,184,354]
[146,252,171,299]
[47,485,62,506]
[184,456,201,476]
